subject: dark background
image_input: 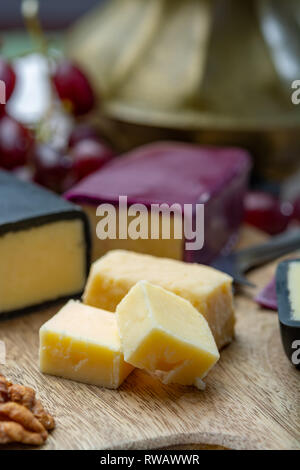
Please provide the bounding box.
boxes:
[0,0,103,30]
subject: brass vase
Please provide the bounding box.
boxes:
[66,0,300,181]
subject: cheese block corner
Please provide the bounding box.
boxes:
[116,280,220,388]
[39,300,134,389]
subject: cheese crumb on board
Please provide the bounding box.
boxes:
[116,281,220,388]
[39,300,134,389]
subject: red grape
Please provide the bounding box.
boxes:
[244,191,293,235]
[52,61,95,116]
[33,144,73,193]
[68,123,102,148]
[70,138,115,182]
[0,116,32,169]
[0,58,16,116]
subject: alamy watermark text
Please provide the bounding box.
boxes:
[95,196,204,251]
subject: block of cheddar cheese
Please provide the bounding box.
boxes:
[39,300,134,388]
[116,281,220,388]
[0,170,90,315]
[66,142,251,264]
[83,250,235,349]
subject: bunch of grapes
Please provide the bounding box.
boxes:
[0,58,32,170]
[0,57,115,192]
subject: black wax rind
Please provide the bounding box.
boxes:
[276,259,300,370]
[0,170,91,315]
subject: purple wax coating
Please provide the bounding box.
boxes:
[255,278,278,310]
[65,142,251,264]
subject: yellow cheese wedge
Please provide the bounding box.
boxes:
[116,281,220,388]
[83,250,235,349]
[39,300,134,389]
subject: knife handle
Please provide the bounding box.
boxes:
[238,228,300,272]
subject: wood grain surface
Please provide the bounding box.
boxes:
[0,226,299,450]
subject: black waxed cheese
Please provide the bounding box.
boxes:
[0,170,91,315]
[276,259,300,369]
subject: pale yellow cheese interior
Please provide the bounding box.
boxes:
[83,204,183,261]
[39,300,134,388]
[0,219,87,314]
[288,262,300,321]
[83,250,235,349]
[116,281,220,388]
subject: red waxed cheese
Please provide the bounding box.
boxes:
[65,142,251,264]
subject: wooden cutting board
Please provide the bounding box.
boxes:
[0,227,299,450]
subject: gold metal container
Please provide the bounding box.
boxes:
[66,0,300,180]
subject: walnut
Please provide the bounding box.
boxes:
[32,399,55,431]
[0,376,9,403]
[0,374,55,446]
[8,384,36,410]
[0,421,45,446]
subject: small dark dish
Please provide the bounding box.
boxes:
[276,259,300,370]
